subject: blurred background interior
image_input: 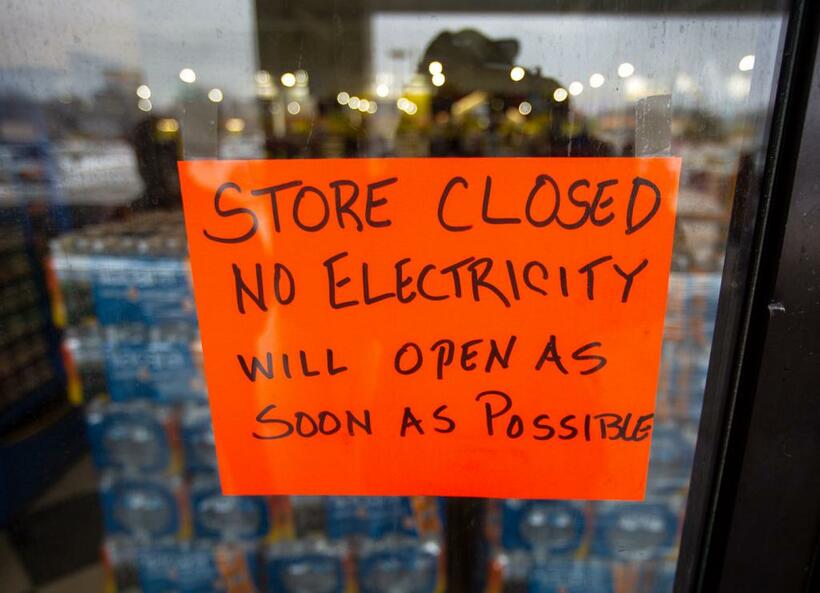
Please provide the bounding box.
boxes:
[0,1,786,592]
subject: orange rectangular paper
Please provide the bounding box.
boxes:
[179,157,680,499]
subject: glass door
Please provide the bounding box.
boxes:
[0,2,805,593]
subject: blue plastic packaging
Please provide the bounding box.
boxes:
[137,543,260,593]
[501,500,587,556]
[104,323,205,402]
[86,399,177,474]
[646,423,695,494]
[181,404,218,476]
[357,538,442,593]
[100,474,185,540]
[189,477,271,541]
[92,255,196,326]
[527,560,613,593]
[651,560,677,593]
[325,496,417,540]
[591,501,678,561]
[266,539,348,593]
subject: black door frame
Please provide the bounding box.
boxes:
[675,1,820,591]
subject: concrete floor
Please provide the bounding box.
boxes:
[0,455,104,593]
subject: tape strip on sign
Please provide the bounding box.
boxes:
[178,157,681,499]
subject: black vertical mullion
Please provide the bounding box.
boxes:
[675,0,820,591]
[445,498,485,593]
[711,0,820,588]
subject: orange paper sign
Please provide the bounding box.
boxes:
[179,157,680,499]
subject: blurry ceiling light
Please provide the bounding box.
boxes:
[255,70,272,85]
[367,102,378,114]
[156,118,179,133]
[408,74,429,90]
[738,54,755,72]
[589,73,605,88]
[376,83,390,98]
[431,72,445,87]
[728,73,752,99]
[337,91,350,105]
[179,68,196,83]
[207,88,223,103]
[675,73,695,94]
[617,62,635,78]
[256,85,275,99]
[510,66,525,82]
[348,96,361,110]
[287,101,301,115]
[397,97,411,111]
[136,85,151,99]
[358,99,371,112]
[553,88,568,102]
[280,72,296,87]
[428,61,443,75]
[625,76,648,99]
[294,70,308,85]
[518,101,532,115]
[452,91,487,117]
[405,102,418,115]
[225,117,245,132]
[568,81,584,96]
[137,98,152,112]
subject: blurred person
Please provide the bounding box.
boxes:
[410,28,613,158]
[130,116,182,211]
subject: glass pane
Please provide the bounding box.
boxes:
[0,2,786,593]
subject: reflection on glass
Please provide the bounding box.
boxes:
[0,2,785,593]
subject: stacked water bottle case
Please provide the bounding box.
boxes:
[52,213,717,593]
[485,273,719,593]
[52,213,445,593]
